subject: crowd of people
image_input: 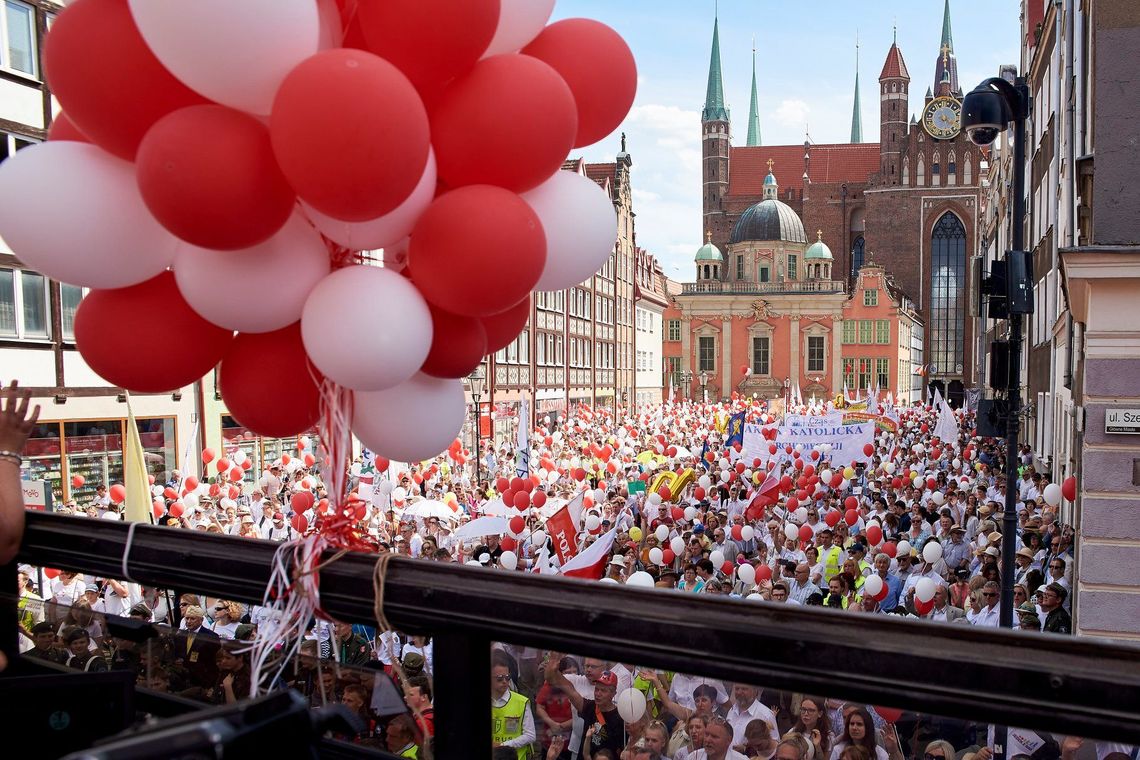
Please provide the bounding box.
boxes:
[7,386,1108,758]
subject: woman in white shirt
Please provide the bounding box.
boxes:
[829,707,893,760]
[208,600,242,639]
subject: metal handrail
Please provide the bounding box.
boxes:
[15,512,1140,752]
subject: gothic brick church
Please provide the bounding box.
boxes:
[672,0,981,406]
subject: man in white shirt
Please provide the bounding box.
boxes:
[724,684,779,747]
[970,581,1002,627]
[264,465,283,501]
[101,578,141,618]
[690,715,751,760]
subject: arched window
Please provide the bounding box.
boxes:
[850,235,865,278]
[964,155,973,185]
[902,158,910,185]
[917,154,926,186]
[931,213,966,381]
[948,150,957,184]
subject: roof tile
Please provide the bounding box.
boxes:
[727,143,881,196]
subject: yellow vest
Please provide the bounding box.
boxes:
[492,691,531,760]
[399,745,419,759]
[821,546,842,582]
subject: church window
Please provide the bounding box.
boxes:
[698,336,716,372]
[736,254,744,280]
[752,336,770,375]
[917,155,926,186]
[931,213,966,379]
[964,155,973,185]
[850,236,865,277]
[902,159,910,185]
[807,336,826,373]
[759,265,770,283]
[787,254,798,280]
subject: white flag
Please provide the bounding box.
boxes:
[934,398,959,444]
[516,399,530,478]
[558,526,618,580]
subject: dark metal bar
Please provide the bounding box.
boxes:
[18,512,1140,745]
[432,631,491,757]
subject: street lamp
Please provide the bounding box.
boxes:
[963,76,1031,630]
[699,371,709,403]
[679,371,693,400]
[783,377,791,408]
[467,365,486,487]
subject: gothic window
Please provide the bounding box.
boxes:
[931,213,967,378]
[917,154,926,186]
[850,236,865,278]
[948,151,957,184]
[902,159,910,185]
[964,155,973,185]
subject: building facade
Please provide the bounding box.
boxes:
[634,247,668,407]
[699,2,983,406]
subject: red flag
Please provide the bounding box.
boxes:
[746,471,780,521]
[546,502,580,565]
[560,526,617,580]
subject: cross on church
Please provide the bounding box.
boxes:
[767,158,774,172]
[941,42,950,66]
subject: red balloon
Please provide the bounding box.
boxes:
[208,484,221,498]
[216,459,231,474]
[508,515,526,536]
[798,524,814,542]
[241,459,253,471]
[926,478,937,490]
[356,0,498,94]
[376,457,390,473]
[48,112,89,143]
[510,477,526,493]
[844,509,858,526]
[755,564,773,582]
[768,444,777,455]
[228,486,240,500]
[891,477,903,490]
[229,467,243,482]
[522,19,637,148]
[162,486,178,500]
[882,541,898,558]
[874,706,905,724]
[271,49,430,221]
[496,477,510,494]
[1062,476,1077,501]
[410,186,545,317]
[662,548,676,565]
[721,561,734,575]
[43,568,60,580]
[430,55,577,192]
[779,475,793,493]
[281,454,291,466]
[292,514,308,534]
[500,535,518,552]
[866,525,883,546]
[218,324,323,438]
[844,496,859,511]
[75,272,233,393]
[500,489,515,506]
[830,473,844,488]
[863,443,874,457]
[303,453,316,468]
[202,448,216,464]
[136,105,295,250]
[731,525,743,541]
[914,597,934,615]
[734,462,746,474]
[573,468,587,482]
[421,303,488,378]
[291,491,315,513]
[184,476,199,491]
[43,0,208,160]
[786,497,799,512]
[71,474,85,489]
[152,501,165,520]
[481,296,530,353]
[532,491,547,508]
[693,486,706,501]
[512,491,531,510]
[169,501,185,518]
[671,507,684,522]
[656,486,672,501]
[824,511,841,527]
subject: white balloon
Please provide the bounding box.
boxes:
[863,574,884,598]
[377,480,395,495]
[482,0,556,56]
[499,550,518,571]
[719,471,730,483]
[0,142,178,288]
[683,507,697,521]
[709,550,725,567]
[883,462,896,475]
[302,265,432,391]
[913,443,926,454]
[1042,483,1062,507]
[599,576,619,584]
[231,450,247,465]
[531,530,547,547]
[626,571,655,588]
[719,458,730,469]
[922,540,943,564]
[584,514,601,531]
[794,507,808,523]
[698,475,712,490]
[593,488,607,504]
[303,150,437,251]
[819,469,833,484]
[175,211,330,333]
[741,526,755,541]
[615,686,648,723]
[737,563,756,586]
[915,577,936,603]
[648,547,664,565]
[784,523,799,541]
[746,593,764,601]
[183,492,198,508]
[151,485,164,497]
[128,0,321,115]
[353,374,465,462]
[670,536,686,554]
[896,540,912,557]
[465,560,483,567]
[931,492,945,506]
[522,170,617,291]
[654,525,670,542]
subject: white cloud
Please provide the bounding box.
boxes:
[775,99,812,129]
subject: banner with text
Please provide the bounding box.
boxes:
[744,422,875,468]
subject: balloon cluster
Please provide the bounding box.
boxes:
[0,0,636,465]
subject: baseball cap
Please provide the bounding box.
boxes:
[85,583,100,593]
[987,531,1003,543]
[596,670,618,687]
[984,546,1000,557]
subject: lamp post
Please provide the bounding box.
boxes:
[679,371,693,400]
[467,365,486,487]
[963,73,1030,631]
[699,371,709,403]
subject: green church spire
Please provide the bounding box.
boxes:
[746,39,761,146]
[940,0,954,53]
[850,35,863,143]
[703,16,729,122]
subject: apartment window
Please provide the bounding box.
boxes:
[842,321,857,344]
[875,319,890,344]
[858,320,874,344]
[736,255,744,280]
[863,289,878,307]
[667,319,681,341]
[751,336,770,375]
[60,283,83,341]
[759,266,770,283]
[876,358,890,389]
[698,336,715,372]
[842,358,856,389]
[807,335,825,373]
[666,356,681,385]
[0,268,49,339]
[857,358,872,390]
[2,1,37,77]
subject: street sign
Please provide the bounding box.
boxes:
[1105,408,1140,435]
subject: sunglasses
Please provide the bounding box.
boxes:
[493,674,510,682]
[179,602,190,607]
[926,754,947,760]
[214,607,226,612]
[983,592,997,597]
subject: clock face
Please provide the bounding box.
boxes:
[922,96,962,140]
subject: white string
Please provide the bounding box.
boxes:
[121,520,139,584]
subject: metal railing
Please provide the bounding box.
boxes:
[13,512,1140,755]
[681,279,845,295]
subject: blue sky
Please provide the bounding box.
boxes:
[551,0,1021,280]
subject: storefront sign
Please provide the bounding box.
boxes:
[1105,408,1140,435]
[22,480,53,512]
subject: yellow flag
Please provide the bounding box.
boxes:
[123,394,152,523]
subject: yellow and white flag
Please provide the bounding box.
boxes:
[123,394,152,523]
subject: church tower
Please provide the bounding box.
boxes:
[702,15,731,235]
[746,41,762,147]
[932,0,960,96]
[850,36,863,143]
[878,29,910,185]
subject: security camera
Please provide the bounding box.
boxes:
[961,77,1021,147]
[964,125,1002,146]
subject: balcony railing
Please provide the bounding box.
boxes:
[11,512,1140,755]
[681,279,846,295]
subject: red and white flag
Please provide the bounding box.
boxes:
[559,526,618,580]
[546,492,585,565]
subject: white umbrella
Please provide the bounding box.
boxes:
[401,500,455,520]
[454,515,509,540]
[480,498,512,517]
[672,445,693,459]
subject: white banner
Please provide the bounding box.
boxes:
[784,413,843,428]
[744,422,874,468]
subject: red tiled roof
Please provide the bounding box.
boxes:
[584,162,616,200]
[727,143,881,196]
[879,43,910,81]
